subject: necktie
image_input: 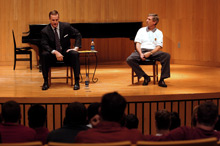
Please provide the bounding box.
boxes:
[54,28,61,53]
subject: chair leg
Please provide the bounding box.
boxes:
[71,67,73,86]
[153,65,156,84]
[66,67,69,84]
[132,69,134,84]
[14,56,16,70]
[156,64,159,82]
[30,52,32,70]
[48,68,51,86]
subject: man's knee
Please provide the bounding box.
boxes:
[69,50,79,56]
[164,52,170,61]
[126,56,133,64]
[42,51,50,56]
[41,51,51,60]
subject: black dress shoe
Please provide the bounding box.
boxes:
[143,76,151,86]
[74,84,80,90]
[42,82,49,90]
[158,80,167,87]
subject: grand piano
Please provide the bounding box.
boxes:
[22,22,142,71]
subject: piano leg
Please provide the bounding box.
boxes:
[31,44,42,72]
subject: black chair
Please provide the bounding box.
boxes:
[12,30,32,70]
[132,59,159,84]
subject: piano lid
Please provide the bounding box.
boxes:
[22,22,142,44]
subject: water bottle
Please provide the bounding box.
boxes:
[91,39,95,50]
[85,73,89,87]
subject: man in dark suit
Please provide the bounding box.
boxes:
[41,10,82,90]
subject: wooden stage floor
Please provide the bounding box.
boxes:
[0,63,220,103]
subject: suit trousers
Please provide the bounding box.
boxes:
[41,50,80,83]
[126,48,170,80]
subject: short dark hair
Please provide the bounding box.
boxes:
[0,113,2,123]
[169,112,181,130]
[2,100,21,123]
[63,102,87,126]
[214,115,220,131]
[155,109,171,130]
[87,102,100,121]
[100,92,126,122]
[28,104,47,128]
[125,114,139,129]
[197,101,218,126]
[148,13,159,25]
[49,10,59,18]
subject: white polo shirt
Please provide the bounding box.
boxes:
[134,27,163,50]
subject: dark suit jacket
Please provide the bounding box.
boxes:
[41,22,82,53]
[47,125,88,143]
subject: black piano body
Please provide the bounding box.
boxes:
[22,22,142,41]
[22,22,142,70]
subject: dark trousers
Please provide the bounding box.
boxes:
[127,49,170,80]
[41,50,80,83]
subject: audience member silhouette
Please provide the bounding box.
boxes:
[145,101,220,141]
[75,92,145,144]
[125,114,139,129]
[28,104,49,144]
[0,113,1,143]
[169,112,181,130]
[214,115,220,131]
[47,102,88,143]
[87,102,101,128]
[155,109,171,136]
[0,113,2,124]
[0,100,37,143]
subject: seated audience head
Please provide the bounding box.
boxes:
[197,101,218,127]
[125,114,139,129]
[169,112,181,130]
[28,104,47,128]
[155,109,171,135]
[0,113,2,123]
[214,115,220,131]
[191,105,199,127]
[63,102,87,126]
[87,102,101,128]
[2,100,21,123]
[100,92,126,123]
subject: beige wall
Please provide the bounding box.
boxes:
[1,0,220,66]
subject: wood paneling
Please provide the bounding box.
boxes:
[0,0,220,67]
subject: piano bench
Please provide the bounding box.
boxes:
[48,64,74,87]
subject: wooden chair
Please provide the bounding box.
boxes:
[132,59,159,84]
[0,141,42,146]
[48,141,131,146]
[12,30,32,70]
[48,61,74,87]
[136,137,218,146]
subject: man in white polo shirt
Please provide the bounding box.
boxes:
[127,13,170,87]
